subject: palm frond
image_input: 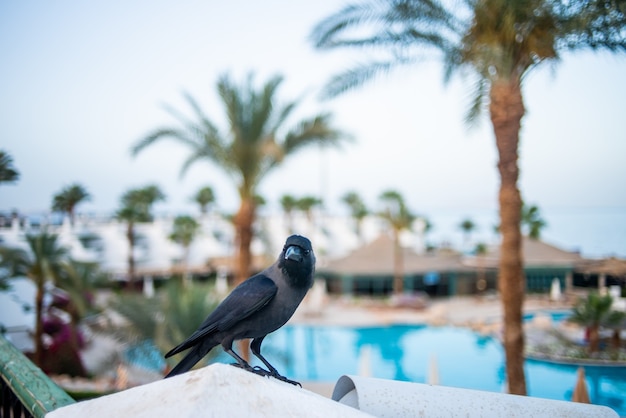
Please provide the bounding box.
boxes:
[464,75,489,126]
[321,60,399,98]
[282,114,351,156]
[107,292,161,344]
[131,127,197,157]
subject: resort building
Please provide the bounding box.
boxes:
[318,234,605,298]
[0,213,622,297]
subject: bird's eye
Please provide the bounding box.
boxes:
[303,249,310,255]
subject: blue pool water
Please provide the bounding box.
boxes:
[220,325,626,416]
[128,319,624,414]
[523,311,572,323]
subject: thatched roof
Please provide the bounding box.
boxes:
[466,236,586,269]
[576,257,626,277]
[320,234,596,277]
[319,234,470,276]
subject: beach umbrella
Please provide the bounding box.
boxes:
[550,278,562,301]
[428,354,440,385]
[572,367,590,404]
[358,345,372,377]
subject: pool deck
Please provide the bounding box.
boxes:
[292,293,574,327]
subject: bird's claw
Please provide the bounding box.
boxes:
[230,363,271,376]
[279,376,302,387]
[269,371,301,387]
[251,366,272,376]
[229,363,300,386]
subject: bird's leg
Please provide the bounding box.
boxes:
[224,347,252,369]
[224,346,272,378]
[251,337,301,387]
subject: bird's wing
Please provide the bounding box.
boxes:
[165,274,277,357]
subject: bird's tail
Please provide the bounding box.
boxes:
[164,343,216,379]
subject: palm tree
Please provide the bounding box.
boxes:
[54,259,104,368]
[521,202,547,239]
[116,185,166,288]
[132,72,349,286]
[569,292,617,354]
[279,194,299,234]
[474,242,489,293]
[310,0,626,395]
[159,282,220,370]
[378,190,415,294]
[603,310,626,351]
[341,191,369,242]
[169,215,201,286]
[24,231,69,367]
[0,150,19,184]
[192,185,215,215]
[0,245,30,290]
[56,259,103,319]
[459,218,477,250]
[109,280,220,374]
[51,183,91,225]
[297,195,323,223]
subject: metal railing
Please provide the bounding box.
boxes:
[0,335,75,418]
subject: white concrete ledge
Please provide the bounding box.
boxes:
[45,364,619,418]
[333,375,619,418]
[45,364,371,418]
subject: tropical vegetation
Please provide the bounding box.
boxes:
[0,245,30,290]
[192,185,216,215]
[51,183,91,225]
[459,218,477,250]
[569,292,626,354]
[310,0,626,395]
[0,149,19,184]
[115,185,166,288]
[169,215,201,286]
[108,280,220,374]
[22,232,69,368]
[521,202,547,239]
[132,72,349,286]
[296,196,323,228]
[342,191,369,242]
[279,194,299,234]
[378,189,415,294]
[527,292,626,363]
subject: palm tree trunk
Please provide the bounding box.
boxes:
[126,222,136,290]
[490,78,527,396]
[589,325,600,353]
[68,314,87,376]
[34,280,45,368]
[182,246,191,288]
[611,328,620,350]
[393,229,404,294]
[234,197,255,285]
[234,196,256,361]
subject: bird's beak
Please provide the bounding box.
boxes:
[285,245,303,262]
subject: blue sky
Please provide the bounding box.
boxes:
[1,0,626,219]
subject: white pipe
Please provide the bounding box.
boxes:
[332,375,618,418]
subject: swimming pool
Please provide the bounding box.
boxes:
[234,324,626,415]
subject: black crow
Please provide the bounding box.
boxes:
[164,234,315,386]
